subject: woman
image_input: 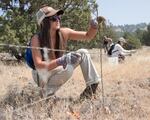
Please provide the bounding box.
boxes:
[31,6,103,99]
[111,37,135,62]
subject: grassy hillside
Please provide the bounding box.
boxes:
[0,46,150,120]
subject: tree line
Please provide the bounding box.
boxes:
[113,23,150,47]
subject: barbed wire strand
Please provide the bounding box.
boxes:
[12,95,56,113]
[0,43,106,55]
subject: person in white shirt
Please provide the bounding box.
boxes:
[111,37,135,62]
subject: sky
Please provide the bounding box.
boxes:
[97,0,150,25]
[0,0,149,26]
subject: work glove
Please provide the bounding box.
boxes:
[57,52,81,69]
[90,16,106,29]
[97,16,106,24]
[90,18,98,29]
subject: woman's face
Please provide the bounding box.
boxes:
[49,15,61,30]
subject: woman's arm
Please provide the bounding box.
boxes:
[60,16,107,41]
[69,26,97,41]
[31,35,59,70]
[61,23,98,41]
[116,44,131,56]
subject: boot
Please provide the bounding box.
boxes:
[91,83,99,94]
[80,83,99,100]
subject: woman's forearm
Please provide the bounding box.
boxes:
[35,59,59,71]
[85,26,98,40]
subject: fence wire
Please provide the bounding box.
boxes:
[0,43,107,55]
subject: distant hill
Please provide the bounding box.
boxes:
[113,23,148,33]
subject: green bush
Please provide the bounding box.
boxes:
[123,33,141,49]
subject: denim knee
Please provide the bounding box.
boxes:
[77,49,90,59]
[77,49,89,54]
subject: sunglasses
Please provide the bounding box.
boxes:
[49,15,61,22]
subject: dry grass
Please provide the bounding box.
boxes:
[0,46,150,120]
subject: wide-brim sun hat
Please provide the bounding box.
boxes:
[36,6,64,25]
[119,37,127,43]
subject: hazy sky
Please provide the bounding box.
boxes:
[97,0,150,25]
[0,0,149,26]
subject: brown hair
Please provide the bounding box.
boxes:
[38,16,65,60]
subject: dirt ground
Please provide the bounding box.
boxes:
[0,46,150,120]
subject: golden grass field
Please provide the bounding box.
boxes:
[0,46,150,120]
